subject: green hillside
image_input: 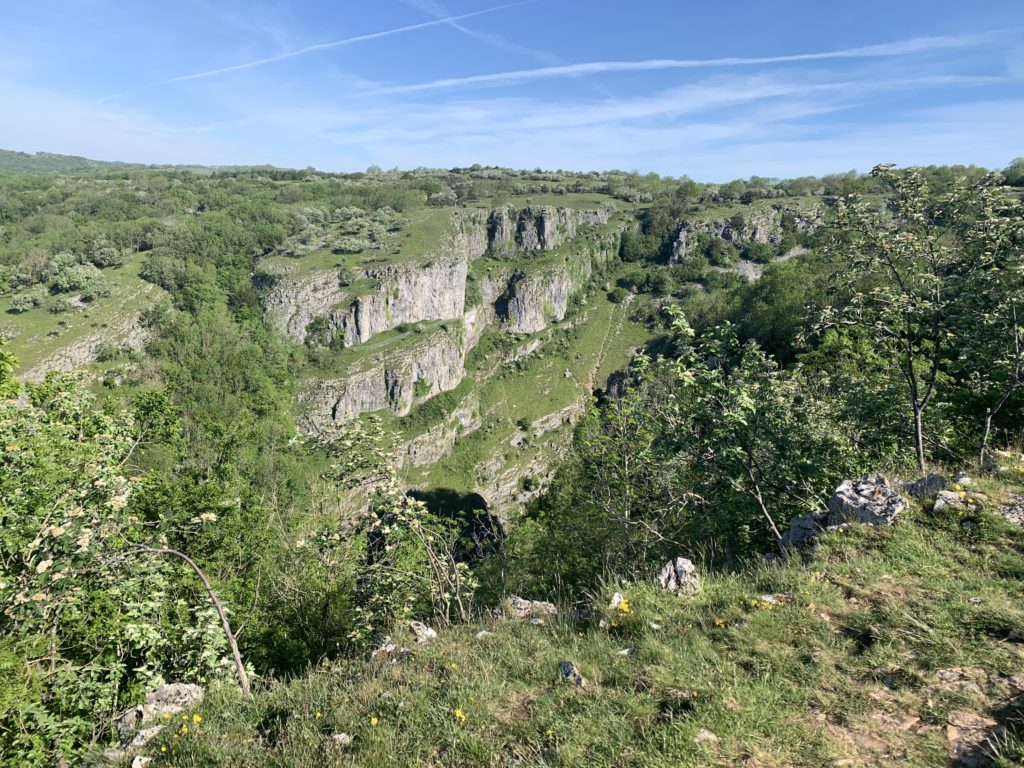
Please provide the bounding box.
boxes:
[2,156,1023,767]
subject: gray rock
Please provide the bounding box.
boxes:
[115,683,204,745]
[558,660,587,688]
[506,595,557,619]
[409,621,437,644]
[779,512,827,552]
[954,471,976,487]
[998,494,1024,527]
[371,636,397,658]
[827,475,907,526]
[669,203,823,264]
[475,630,496,639]
[902,473,947,498]
[330,732,353,749]
[934,490,965,512]
[655,557,700,595]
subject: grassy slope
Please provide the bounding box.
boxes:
[410,285,649,495]
[127,477,1024,767]
[0,253,164,372]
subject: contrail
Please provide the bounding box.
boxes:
[371,31,999,94]
[166,2,529,83]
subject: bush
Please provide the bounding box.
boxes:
[8,286,48,313]
[608,287,629,304]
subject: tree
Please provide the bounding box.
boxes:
[0,373,246,763]
[823,164,1024,472]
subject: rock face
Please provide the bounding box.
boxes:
[266,205,614,346]
[281,204,622,430]
[827,475,908,526]
[264,254,467,346]
[655,557,701,595]
[333,258,467,347]
[299,326,466,429]
[401,395,481,467]
[669,203,822,263]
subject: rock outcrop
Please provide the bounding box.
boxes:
[299,326,467,428]
[669,203,822,263]
[827,475,908,526]
[401,395,482,467]
[655,557,701,595]
[264,254,467,346]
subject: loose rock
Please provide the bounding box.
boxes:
[330,732,353,749]
[506,595,557,619]
[371,636,397,658]
[902,473,947,498]
[779,512,827,552]
[946,711,1004,767]
[655,557,700,595]
[827,475,907,526]
[409,621,438,644]
[558,660,587,688]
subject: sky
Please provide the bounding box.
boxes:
[1,0,1022,180]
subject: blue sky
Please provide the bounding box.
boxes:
[1,0,1022,179]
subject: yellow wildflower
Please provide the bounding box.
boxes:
[546,728,555,736]
[454,708,466,723]
[617,600,630,614]
[192,714,202,724]
[161,746,167,753]
[315,712,322,719]
[163,713,171,720]
[370,716,379,727]
[449,662,458,670]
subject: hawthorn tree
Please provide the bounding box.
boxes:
[823,164,1024,472]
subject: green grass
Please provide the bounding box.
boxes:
[119,498,1024,767]
[262,207,456,280]
[0,253,164,374]
[412,281,650,495]
[477,192,623,210]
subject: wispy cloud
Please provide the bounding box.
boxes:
[401,0,560,65]
[165,2,529,83]
[371,31,999,94]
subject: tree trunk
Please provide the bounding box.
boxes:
[913,405,926,474]
[979,408,994,467]
[136,546,251,697]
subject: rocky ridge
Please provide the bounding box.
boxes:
[669,202,822,263]
[285,206,623,431]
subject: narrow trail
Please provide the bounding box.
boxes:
[586,294,632,393]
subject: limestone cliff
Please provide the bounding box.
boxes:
[401,395,482,467]
[289,205,622,429]
[670,203,822,262]
[266,205,612,347]
[264,249,467,346]
[298,325,467,430]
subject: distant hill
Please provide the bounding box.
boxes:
[0,148,149,175]
[0,148,286,176]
